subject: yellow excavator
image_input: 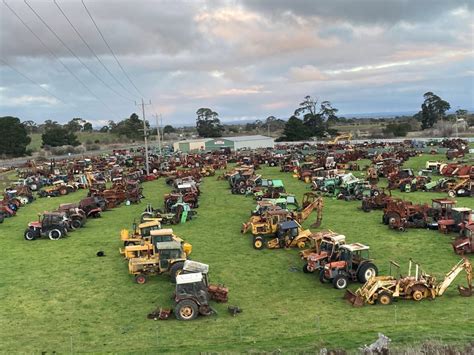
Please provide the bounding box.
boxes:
[345,258,472,306]
[328,133,352,145]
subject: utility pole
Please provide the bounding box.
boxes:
[154,113,161,155]
[160,114,164,148]
[136,98,151,175]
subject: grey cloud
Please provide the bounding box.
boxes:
[241,0,473,25]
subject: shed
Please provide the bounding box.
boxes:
[205,135,274,151]
[173,138,209,153]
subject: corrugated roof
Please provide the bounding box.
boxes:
[224,135,273,142]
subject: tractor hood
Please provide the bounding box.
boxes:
[308,251,329,262]
[29,221,42,228]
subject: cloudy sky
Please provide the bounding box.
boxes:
[0,0,473,127]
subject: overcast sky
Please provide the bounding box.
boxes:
[0,0,473,127]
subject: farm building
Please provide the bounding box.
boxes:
[173,135,274,152]
[172,138,208,153]
[205,135,274,151]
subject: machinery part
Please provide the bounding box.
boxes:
[24,229,36,241]
[175,300,198,321]
[377,291,393,305]
[48,229,62,240]
[357,264,378,283]
[135,274,147,284]
[253,236,264,250]
[170,262,185,283]
[333,274,349,289]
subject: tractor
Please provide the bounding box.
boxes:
[302,232,346,273]
[120,219,162,246]
[438,207,473,234]
[319,243,378,289]
[37,180,70,198]
[253,179,285,200]
[252,219,316,250]
[361,189,392,212]
[345,258,472,306]
[127,240,191,284]
[56,203,87,229]
[121,228,192,260]
[382,199,429,231]
[24,212,69,241]
[447,178,473,198]
[452,226,474,255]
[142,202,196,225]
[173,261,228,321]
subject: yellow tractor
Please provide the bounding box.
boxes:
[121,228,192,260]
[345,258,472,306]
[128,240,190,284]
[253,219,317,250]
[120,219,162,247]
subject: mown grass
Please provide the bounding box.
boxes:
[0,155,473,353]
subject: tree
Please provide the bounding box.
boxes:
[83,122,93,132]
[163,125,176,134]
[415,92,450,129]
[0,116,31,156]
[99,125,109,133]
[110,113,149,140]
[383,122,410,137]
[294,95,338,138]
[277,116,311,141]
[22,120,38,134]
[65,118,86,132]
[196,108,224,137]
[42,126,80,147]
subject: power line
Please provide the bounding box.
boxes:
[0,58,90,118]
[82,0,146,99]
[3,0,120,119]
[24,0,130,109]
[53,0,137,102]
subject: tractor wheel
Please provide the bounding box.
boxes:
[170,262,185,283]
[135,274,147,284]
[174,300,198,321]
[377,291,393,305]
[48,229,62,240]
[0,214,4,224]
[296,240,307,249]
[448,190,456,198]
[333,274,349,289]
[239,187,246,195]
[253,236,265,250]
[357,263,378,283]
[59,187,68,195]
[302,263,312,273]
[24,229,36,241]
[70,218,83,230]
[319,269,329,283]
[411,288,427,301]
[19,197,29,205]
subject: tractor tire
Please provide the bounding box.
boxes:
[448,190,456,198]
[377,291,393,305]
[0,213,4,224]
[239,187,246,195]
[59,187,68,196]
[174,300,198,321]
[333,274,349,289]
[319,269,329,283]
[24,229,36,241]
[253,236,265,250]
[70,218,83,230]
[170,262,185,283]
[135,274,147,284]
[48,229,62,240]
[302,263,312,273]
[357,263,378,283]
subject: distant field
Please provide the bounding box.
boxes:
[0,154,473,353]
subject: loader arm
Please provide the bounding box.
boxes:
[436,258,472,296]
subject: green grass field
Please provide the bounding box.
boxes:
[0,155,473,353]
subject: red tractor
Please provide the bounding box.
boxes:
[24,212,70,241]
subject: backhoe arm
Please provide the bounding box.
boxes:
[437,258,472,296]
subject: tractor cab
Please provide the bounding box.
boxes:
[430,199,456,221]
[137,220,161,238]
[155,241,186,269]
[452,208,474,227]
[322,243,377,289]
[303,233,346,272]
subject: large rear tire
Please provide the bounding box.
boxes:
[48,229,62,240]
[357,263,378,283]
[174,300,198,321]
[24,229,36,240]
[333,274,349,289]
[170,261,184,283]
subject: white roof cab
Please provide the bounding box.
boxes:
[176,272,203,285]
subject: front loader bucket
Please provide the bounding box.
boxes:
[344,289,364,307]
[458,285,473,297]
